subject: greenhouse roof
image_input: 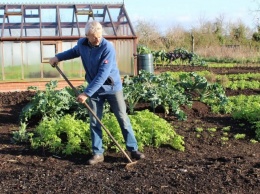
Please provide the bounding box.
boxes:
[0,3,136,40]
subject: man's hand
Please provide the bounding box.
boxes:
[77,93,88,103]
[49,57,59,67]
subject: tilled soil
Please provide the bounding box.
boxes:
[0,66,260,194]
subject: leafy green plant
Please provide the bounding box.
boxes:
[178,72,228,105]
[222,132,229,137]
[221,126,231,132]
[30,114,91,155]
[124,71,228,121]
[12,122,33,143]
[123,72,156,114]
[221,137,229,142]
[250,139,258,144]
[234,133,246,140]
[29,110,185,155]
[157,73,191,118]
[102,110,185,152]
[152,50,167,66]
[254,121,260,141]
[195,127,204,132]
[207,127,217,132]
[165,48,206,66]
[128,110,185,151]
[123,71,192,120]
[20,80,88,123]
[137,45,151,54]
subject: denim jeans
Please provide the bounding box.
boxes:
[88,90,138,154]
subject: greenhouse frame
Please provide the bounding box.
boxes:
[0,2,138,91]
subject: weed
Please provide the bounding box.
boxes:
[234,133,246,139]
[221,126,231,132]
[250,139,258,144]
[221,137,229,141]
[195,127,203,133]
[207,127,217,132]
[222,132,229,136]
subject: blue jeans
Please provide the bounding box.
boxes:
[88,90,138,154]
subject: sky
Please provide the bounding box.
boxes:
[1,0,259,33]
[124,0,259,32]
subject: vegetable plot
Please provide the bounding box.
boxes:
[14,71,227,155]
[123,71,227,120]
[1,63,260,194]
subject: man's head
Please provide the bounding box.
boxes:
[85,21,103,46]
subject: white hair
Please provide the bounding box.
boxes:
[85,21,103,36]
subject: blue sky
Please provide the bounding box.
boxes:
[2,0,259,32]
[124,0,259,32]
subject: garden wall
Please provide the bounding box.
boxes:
[0,80,84,92]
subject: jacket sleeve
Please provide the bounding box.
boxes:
[55,42,81,61]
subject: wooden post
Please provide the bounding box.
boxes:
[191,33,194,53]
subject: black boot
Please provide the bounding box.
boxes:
[131,151,145,160]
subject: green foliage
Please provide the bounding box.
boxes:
[123,72,155,114]
[151,50,167,66]
[29,110,185,155]
[250,139,258,144]
[178,72,228,105]
[222,132,229,137]
[227,80,260,90]
[221,126,231,132]
[164,48,206,66]
[123,71,227,121]
[207,95,260,115]
[12,122,33,143]
[30,115,91,155]
[129,110,185,151]
[225,73,260,81]
[20,80,88,123]
[234,133,246,140]
[102,110,185,152]
[207,127,217,132]
[123,71,192,120]
[252,32,260,42]
[195,127,203,132]
[255,121,260,141]
[153,73,191,120]
[209,94,260,141]
[137,45,151,54]
[232,100,260,123]
[221,137,229,142]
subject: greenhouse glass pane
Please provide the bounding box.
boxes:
[43,64,59,78]
[62,42,84,78]
[23,42,42,79]
[3,42,23,80]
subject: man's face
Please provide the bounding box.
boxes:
[87,31,102,46]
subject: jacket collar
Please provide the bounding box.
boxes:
[82,37,103,48]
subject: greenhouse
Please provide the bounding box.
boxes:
[0,2,137,91]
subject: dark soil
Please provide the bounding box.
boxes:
[0,66,260,194]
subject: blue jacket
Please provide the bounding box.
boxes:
[56,37,123,97]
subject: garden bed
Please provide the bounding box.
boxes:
[0,65,260,193]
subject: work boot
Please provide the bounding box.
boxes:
[87,154,104,165]
[131,151,145,160]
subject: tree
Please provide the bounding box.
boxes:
[164,25,189,50]
[252,26,260,41]
[229,21,248,44]
[134,20,163,49]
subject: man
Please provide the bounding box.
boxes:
[49,21,145,165]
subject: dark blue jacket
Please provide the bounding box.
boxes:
[56,37,122,97]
